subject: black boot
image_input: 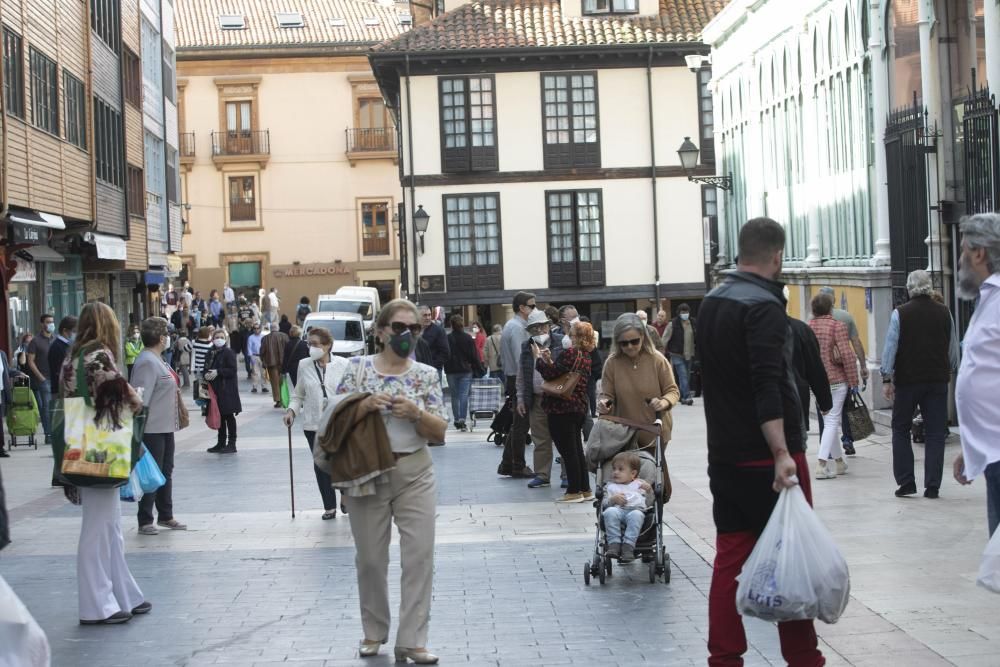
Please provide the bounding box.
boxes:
[207,443,225,453]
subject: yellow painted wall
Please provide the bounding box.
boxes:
[806,285,869,350]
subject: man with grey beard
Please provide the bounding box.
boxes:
[952,213,1000,537]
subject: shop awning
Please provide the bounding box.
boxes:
[144,271,166,286]
[84,232,127,260]
[8,210,66,230]
[21,246,64,263]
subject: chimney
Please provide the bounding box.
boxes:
[410,0,434,25]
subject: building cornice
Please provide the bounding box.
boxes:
[176,43,382,61]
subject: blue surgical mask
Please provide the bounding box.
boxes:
[45,322,55,334]
[680,313,690,321]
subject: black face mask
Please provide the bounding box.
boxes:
[387,331,414,358]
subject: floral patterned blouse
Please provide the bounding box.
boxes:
[335,356,447,453]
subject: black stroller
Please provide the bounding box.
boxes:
[583,415,670,585]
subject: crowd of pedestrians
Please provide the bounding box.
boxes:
[3,214,1000,667]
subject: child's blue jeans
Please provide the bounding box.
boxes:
[603,505,645,546]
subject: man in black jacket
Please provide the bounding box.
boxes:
[418,305,450,446]
[789,316,832,437]
[47,316,77,396]
[698,218,824,666]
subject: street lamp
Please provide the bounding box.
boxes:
[677,137,733,191]
[413,205,430,255]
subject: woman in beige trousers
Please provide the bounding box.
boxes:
[334,299,448,664]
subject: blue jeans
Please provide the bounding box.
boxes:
[891,382,948,490]
[192,311,202,329]
[603,505,645,546]
[446,372,472,424]
[986,461,1000,537]
[34,380,51,437]
[670,354,691,400]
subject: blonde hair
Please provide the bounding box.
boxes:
[72,302,121,359]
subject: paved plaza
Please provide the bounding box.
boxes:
[1,379,998,666]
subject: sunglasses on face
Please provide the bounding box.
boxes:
[619,337,642,348]
[524,303,537,310]
[390,322,423,336]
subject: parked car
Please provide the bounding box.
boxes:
[302,312,366,358]
[317,286,382,352]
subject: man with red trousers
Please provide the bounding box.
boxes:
[697,217,825,666]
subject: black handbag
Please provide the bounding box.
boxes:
[844,390,874,442]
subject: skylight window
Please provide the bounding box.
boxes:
[363,17,381,26]
[276,12,304,28]
[328,17,347,27]
[219,14,246,30]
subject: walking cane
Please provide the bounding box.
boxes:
[287,424,296,518]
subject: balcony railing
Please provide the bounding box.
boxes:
[230,201,256,222]
[179,132,195,158]
[363,234,390,256]
[346,127,395,153]
[212,130,270,157]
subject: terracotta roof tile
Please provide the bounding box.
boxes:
[176,0,406,50]
[373,0,727,52]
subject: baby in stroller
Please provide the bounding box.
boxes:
[603,451,652,563]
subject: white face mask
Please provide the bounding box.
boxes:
[680,313,690,321]
[472,327,480,334]
[308,346,326,361]
[561,335,572,350]
[213,338,226,348]
[532,334,549,347]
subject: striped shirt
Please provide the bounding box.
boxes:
[192,339,213,375]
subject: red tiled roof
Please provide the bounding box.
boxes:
[176,0,406,50]
[373,0,727,52]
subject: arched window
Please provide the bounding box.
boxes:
[828,19,835,68]
[844,7,852,57]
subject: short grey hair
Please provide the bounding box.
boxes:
[960,213,1000,274]
[906,269,934,297]
[140,317,169,347]
[492,324,502,334]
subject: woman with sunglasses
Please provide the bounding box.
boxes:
[535,321,595,503]
[597,313,680,500]
[334,298,447,664]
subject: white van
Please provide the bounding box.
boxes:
[302,312,366,358]
[317,286,381,333]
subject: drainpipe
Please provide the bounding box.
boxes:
[405,54,420,302]
[85,0,97,226]
[646,46,661,310]
[0,24,7,223]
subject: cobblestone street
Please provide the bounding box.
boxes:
[2,379,998,666]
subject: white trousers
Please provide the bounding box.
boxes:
[347,447,436,649]
[77,487,144,621]
[818,384,848,462]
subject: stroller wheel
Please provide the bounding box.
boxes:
[648,560,656,584]
[598,563,606,585]
[605,558,612,577]
[583,562,591,586]
[663,552,671,584]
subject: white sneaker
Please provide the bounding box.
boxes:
[835,458,848,475]
[815,463,836,480]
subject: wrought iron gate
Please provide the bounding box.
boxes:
[885,99,933,307]
[963,87,1000,215]
[953,85,1000,335]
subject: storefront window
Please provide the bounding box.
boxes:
[888,0,922,108]
[229,261,261,296]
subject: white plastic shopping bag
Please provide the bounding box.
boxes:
[0,575,51,667]
[976,527,1000,593]
[736,485,851,624]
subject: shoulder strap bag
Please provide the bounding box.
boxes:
[540,350,582,400]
